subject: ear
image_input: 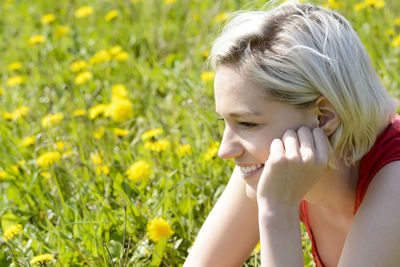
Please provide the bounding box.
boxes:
[315,96,340,137]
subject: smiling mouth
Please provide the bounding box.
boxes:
[239,164,264,175]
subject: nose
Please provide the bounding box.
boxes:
[218,126,244,159]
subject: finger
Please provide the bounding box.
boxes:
[282,130,299,159]
[297,127,315,162]
[269,138,285,161]
[312,127,331,164]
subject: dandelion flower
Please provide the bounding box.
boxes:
[203,141,220,161]
[111,84,128,100]
[106,98,134,123]
[214,12,228,22]
[144,139,171,152]
[115,51,129,62]
[164,0,177,4]
[147,218,174,242]
[75,6,94,18]
[2,224,23,241]
[395,17,400,26]
[201,71,215,82]
[90,152,103,165]
[73,109,86,117]
[385,29,395,36]
[70,60,87,72]
[354,2,366,11]
[202,50,210,58]
[8,62,22,71]
[36,151,61,167]
[177,144,192,157]
[41,113,64,128]
[324,0,345,9]
[93,126,105,139]
[4,106,30,120]
[105,10,119,21]
[41,172,51,179]
[41,13,56,24]
[90,50,111,65]
[29,35,46,45]
[75,71,93,85]
[126,160,150,183]
[89,104,108,119]
[55,141,64,151]
[365,0,385,9]
[96,165,110,175]
[0,87,4,96]
[392,34,400,47]
[7,75,24,87]
[20,136,36,147]
[55,25,70,37]
[141,128,163,140]
[114,128,129,137]
[30,254,54,265]
[0,170,8,179]
[110,46,123,55]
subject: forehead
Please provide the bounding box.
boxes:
[214,65,268,112]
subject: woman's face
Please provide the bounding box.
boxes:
[214,65,318,198]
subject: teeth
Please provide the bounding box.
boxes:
[239,164,264,174]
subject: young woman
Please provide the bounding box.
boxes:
[184,1,400,266]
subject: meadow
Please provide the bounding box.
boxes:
[0,0,399,266]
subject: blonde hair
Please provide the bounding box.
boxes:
[209,1,397,165]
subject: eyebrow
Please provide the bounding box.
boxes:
[215,110,262,118]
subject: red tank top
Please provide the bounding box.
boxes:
[299,115,400,267]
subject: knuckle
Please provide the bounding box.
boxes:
[297,126,310,135]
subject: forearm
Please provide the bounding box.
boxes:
[258,205,303,267]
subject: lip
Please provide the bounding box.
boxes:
[237,163,264,179]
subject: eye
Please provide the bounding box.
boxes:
[238,122,258,128]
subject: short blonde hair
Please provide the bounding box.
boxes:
[209,1,397,165]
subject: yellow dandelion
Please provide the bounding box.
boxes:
[89,104,108,119]
[36,151,61,167]
[354,2,366,11]
[70,60,87,72]
[111,84,128,100]
[41,113,64,128]
[164,0,177,4]
[395,17,400,26]
[141,128,163,140]
[41,13,56,24]
[75,71,93,85]
[93,126,105,139]
[365,0,385,9]
[55,141,64,151]
[202,50,210,58]
[147,218,174,242]
[324,0,345,9]
[40,172,52,179]
[90,152,103,165]
[96,165,110,175]
[11,165,19,173]
[5,106,30,120]
[2,224,23,241]
[30,254,54,265]
[75,6,94,18]
[0,170,8,179]
[144,139,171,152]
[392,34,400,47]
[114,128,129,137]
[110,46,123,55]
[191,13,201,22]
[177,144,192,157]
[8,62,22,71]
[214,12,228,22]
[105,10,119,21]
[126,160,150,183]
[7,75,24,87]
[201,71,215,82]
[106,98,134,123]
[90,50,111,65]
[18,160,26,167]
[385,28,395,36]
[29,35,46,45]
[20,135,36,147]
[55,25,70,37]
[0,87,4,96]
[73,109,86,117]
[203,141,220,161]
[115,51,129,62]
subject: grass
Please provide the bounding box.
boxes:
[0,0,399,266]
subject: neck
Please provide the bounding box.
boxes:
[304,159,360,215]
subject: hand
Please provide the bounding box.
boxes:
[256,127,332,210]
